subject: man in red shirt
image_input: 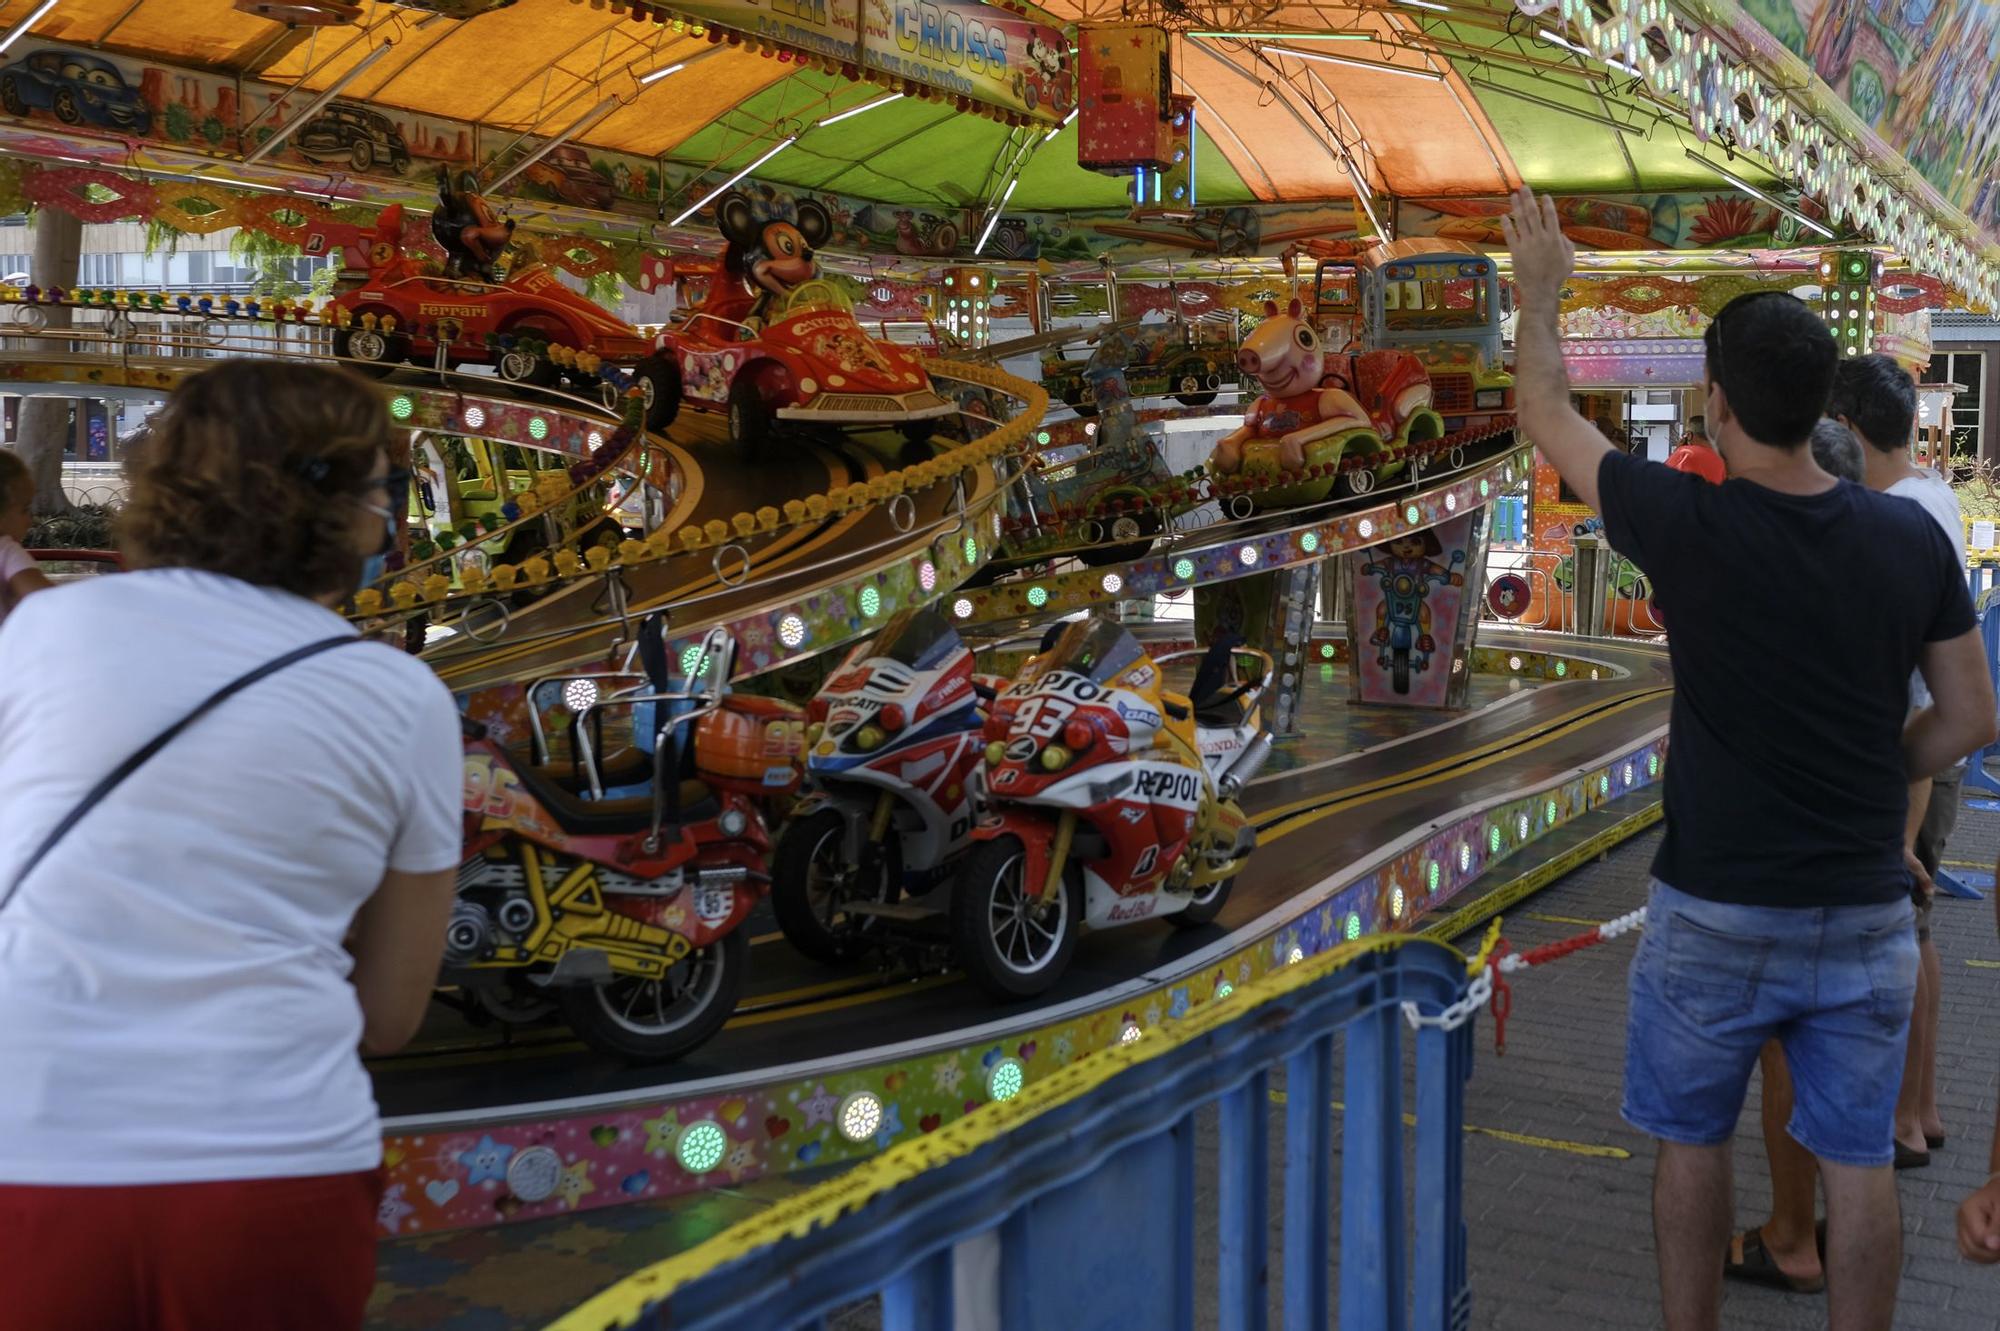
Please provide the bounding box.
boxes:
[1665,415,1728,484]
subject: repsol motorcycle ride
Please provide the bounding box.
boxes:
[447,624,792,1060]
[771,607,999,961]
[955,617,1274,998]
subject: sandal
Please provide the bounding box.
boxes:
[1925,1132,1946,1150]
[1726,1228,1826,1295]
[1894,1141,1931,1170]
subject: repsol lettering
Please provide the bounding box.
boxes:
[894,2,1010,74]
[1033,671,1102,702]
[1132,768,1199,802]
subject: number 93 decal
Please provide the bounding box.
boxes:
[1010,696,1075,740]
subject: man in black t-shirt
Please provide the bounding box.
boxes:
[1503,191,1997,1331]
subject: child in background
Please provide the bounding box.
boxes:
[0,450,54,625]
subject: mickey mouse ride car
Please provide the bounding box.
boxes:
[649,193,955,453]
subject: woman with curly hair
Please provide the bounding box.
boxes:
[0,360,461,1330]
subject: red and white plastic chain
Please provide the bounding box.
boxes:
[1481,906,1649,1053]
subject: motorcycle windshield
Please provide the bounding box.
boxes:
[1039,617,1146,685]
[865,607,962,672]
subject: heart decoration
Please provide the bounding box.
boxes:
[920,1113,942,1133]
[719,1099,747,1123]
[764,1115,792,1139]
[620,1171,651,1195]
[883,1070,907,1092]
[424,1179,460,1206]
[1017,1041,1037,1061]
[798,1141,822,1165]
[589,1125,619,1147]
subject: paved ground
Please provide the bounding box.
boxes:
[372,795,2000,1328]
[1436,812,2000,1330]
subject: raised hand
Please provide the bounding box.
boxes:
[1499,188,1576,311]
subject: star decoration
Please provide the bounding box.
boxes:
[641,1112,678,1158]
[377,1184,415,1234]
[555,1159,595,1209]
[874,1103,905,1150]
[457,1134,514,1186]
[801,1085,840,1129]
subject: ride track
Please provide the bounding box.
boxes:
[363,629,1671,1240]
[6,323,1674,1238]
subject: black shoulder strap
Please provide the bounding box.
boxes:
[1,634,365,913]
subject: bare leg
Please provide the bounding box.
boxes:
[1735,1042,1823,1280]
[1655,1139,1733,1331]
[1918,935,1945,1141]
[1819,1158,1902,1331]
[1895,954,1935,1154]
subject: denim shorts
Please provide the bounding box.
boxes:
[1623,880,1917,1167]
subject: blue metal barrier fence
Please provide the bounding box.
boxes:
[551,938,1483,1331]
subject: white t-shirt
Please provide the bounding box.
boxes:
[1890,469,1965,714]
[0,569,462,1184]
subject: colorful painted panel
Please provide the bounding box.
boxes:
[1396,191,1820,251]
[863,0,1072,120]
[1348,512,1476,707]
[484,132,660,213]
[1733,0,2000,235]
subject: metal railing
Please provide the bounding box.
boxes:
[549,937,1481,1331]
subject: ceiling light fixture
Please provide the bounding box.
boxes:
[639,62,685,85]
[0,0,61,58]
[486,93,625,193]
[1264,45,1445,81]
[671,136,797,226]
[818,92,904,126]
[1399,0,1451,10]
[242,41,395,165]
[1535,28,1640,76]
[1684,149,1835,239]
[1190,29,1370,40]
[974,176,1019,256]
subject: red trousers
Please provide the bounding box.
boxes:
[0,1169,381,1331]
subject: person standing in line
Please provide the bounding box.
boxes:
[1845,354,1966,1168]
[0,449,53,623]
[1725,362,1970,1293]
[1666,413,1727,483]
[0,361,462,1331]
[1809,417,1865,484]
[1961,882,2000,1261]
[1503,190,1997,1331]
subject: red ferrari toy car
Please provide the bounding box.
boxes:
[328,178,676,428]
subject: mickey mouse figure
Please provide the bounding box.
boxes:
[431,166,515,282]
[710,190,832,327]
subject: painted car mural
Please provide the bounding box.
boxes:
[0,49,151,135]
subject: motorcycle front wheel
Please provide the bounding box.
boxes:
[557,928,746,1062]
[1167,873,1234,929]
[951,834,1079,1000]
[771,807,901,963]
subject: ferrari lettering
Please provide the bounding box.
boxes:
[1132,768,1200,803]
[418,302,486,319]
